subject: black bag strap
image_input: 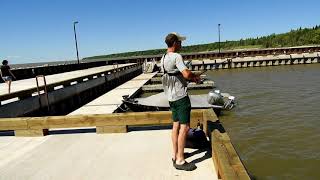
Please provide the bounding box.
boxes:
[162,53,167,74]
[162,53,182,76]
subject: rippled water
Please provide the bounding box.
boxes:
[206,64,320,180]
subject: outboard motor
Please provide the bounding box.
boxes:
[224,96,236,110]
[207,90,236,110]
[207,90,224,106]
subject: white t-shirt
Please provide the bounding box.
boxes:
[161,52,188,102]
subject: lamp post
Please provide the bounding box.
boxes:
[218,23,221,56]
[73,21,80,64]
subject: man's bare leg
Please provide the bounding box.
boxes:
[8,81,11,93]
[172,121,180,161]
[176,123,189,165]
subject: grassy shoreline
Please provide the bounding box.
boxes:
[84,26,320,61]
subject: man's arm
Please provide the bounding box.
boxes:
[175,54,201,83]
[181,69,200,83]
[9,69,16,80]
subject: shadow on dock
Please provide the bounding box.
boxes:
[188,147,212,165]
[0,130,15,136]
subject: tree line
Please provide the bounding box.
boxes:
[84,25,320,60]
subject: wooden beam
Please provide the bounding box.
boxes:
[213,130,250,179]
[203,109,250,180]
[15,129,49,137]
[211,129,251,180]
[0,110,204,134]
[96,125,128,134]
[0,117,29,130]
[212,132,238,180]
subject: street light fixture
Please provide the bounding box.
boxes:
[73,21,80,64]
[218,23,221,56]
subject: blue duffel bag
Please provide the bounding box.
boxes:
[185,127,209,149]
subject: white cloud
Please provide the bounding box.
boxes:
[6,55,22,59]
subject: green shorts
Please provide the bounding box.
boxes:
[169,96,191,124]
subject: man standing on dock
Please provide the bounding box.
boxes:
[1,60,16,93]
[161,32,200,171]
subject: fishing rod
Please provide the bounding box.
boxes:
[161,58,231,82]
[191,58,232,82]
[161,56,230,73]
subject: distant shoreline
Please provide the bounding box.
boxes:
[10,60,78,69]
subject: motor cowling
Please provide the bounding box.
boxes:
[207,90,224,105]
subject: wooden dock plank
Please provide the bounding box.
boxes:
[0,110,203,132]
[0,117,29,130]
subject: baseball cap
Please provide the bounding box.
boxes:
[165,32,187,47]
[169,32,186,41]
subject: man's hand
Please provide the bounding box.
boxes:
[181,69,202,83]
[192,75,201,84]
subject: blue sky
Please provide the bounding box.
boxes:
[1,0,320,64]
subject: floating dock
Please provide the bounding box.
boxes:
[142,81,214,92]
[148,74,207,84]
[84,45,320,64]
[186,52,320,70]
[69,72,157,115]
[0,64,134,98]
[0,63,141,117]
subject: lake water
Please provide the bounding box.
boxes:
[206,64,320,180]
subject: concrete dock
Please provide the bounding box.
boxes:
[0,64,141,117]
[0,130,218,180]
[0,63,134,103]
[69,72,157,115]
[0,106,250,179]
